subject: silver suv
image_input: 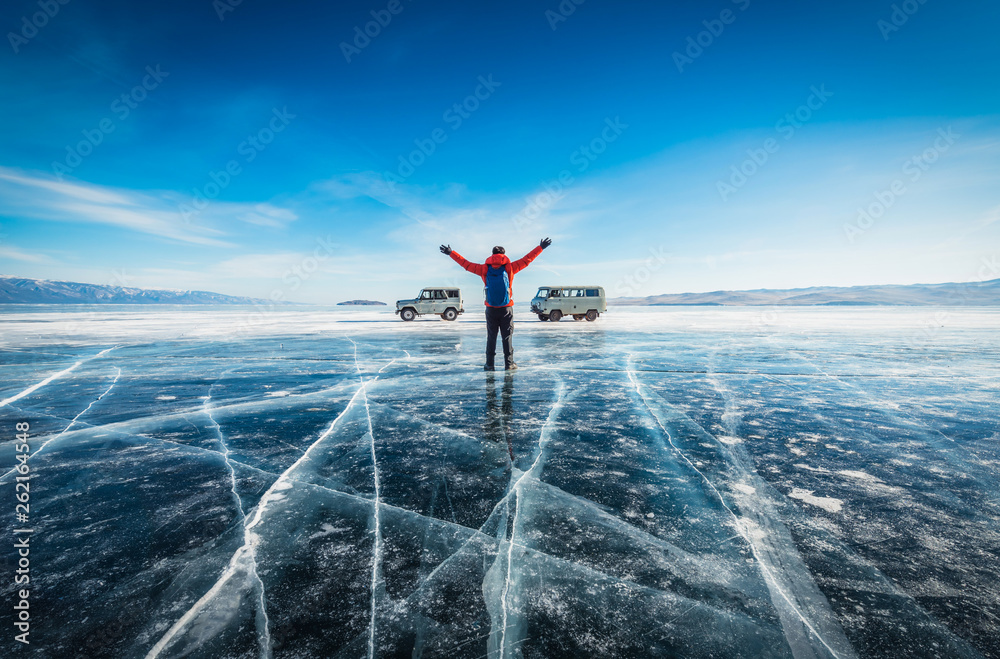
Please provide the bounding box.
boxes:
[530,286,606,321]
[396,287,464,321]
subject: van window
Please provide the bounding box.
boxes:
[586,289,599,297]
[549,289,561,298]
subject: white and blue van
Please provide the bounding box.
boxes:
[529,286,606,321]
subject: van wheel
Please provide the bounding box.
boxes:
[549,310,562,322]
[400,308,416,321]
[585,310,599,321]
[537,314,549,321]
[442,308,458,321]
[572,314,585,321]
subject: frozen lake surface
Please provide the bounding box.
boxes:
[1,306,998,658]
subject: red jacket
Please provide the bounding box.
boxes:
[449,246,544,307]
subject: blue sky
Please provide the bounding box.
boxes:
[1,0,998,303]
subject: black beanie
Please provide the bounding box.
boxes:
[492,246,505,255]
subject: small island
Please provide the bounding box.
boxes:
[337,300,387,306]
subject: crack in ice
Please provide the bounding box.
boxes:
[707,351,990,654]
[491,379,567,659]
[0,366,121,482]
[147,379,368,658]
[205,381,272,659]
[349,338,385,659]
[14,385,732,604]
[0,345,118,408]
[19,377,362,451]
[763,342,1000,507]
[297,473,742,608]
[297,460,783,658]
[625,354,855,659]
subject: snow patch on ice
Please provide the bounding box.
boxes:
[789,488,843,513]
[837,470,879,482]
[794,463,831,473]
[307,523,346,540]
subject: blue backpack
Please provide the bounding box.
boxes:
[484,265,511,306]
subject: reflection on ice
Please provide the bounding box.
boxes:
[0,307,998,658]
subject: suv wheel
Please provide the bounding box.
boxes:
[585,309,598,321]
[549,310,563,322]
[441,308,458,321]
[400,308,416,321]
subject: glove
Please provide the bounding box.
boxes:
[440,244,452,255]
[540,237,552,249]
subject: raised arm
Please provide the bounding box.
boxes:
[509,237,551,274]
[441,245,487,277]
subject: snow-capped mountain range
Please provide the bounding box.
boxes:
[0,275,277,305]
[612,278,1000,306]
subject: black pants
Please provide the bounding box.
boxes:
[485,306,514,366]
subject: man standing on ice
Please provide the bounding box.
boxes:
[440,238,552,371]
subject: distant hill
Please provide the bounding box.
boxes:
[337,300,386,306]
[611,278,1000,306]
[0,275,282,305]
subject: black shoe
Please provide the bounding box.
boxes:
[505,362,517,371]
[484,364,495,371]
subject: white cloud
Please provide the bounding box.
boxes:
[4,117,998,301]
[0,169,132,205]
[0,167,298,247]
[213,252,308,279]
[237,204,298,228]
[0,245,53,264]
[318,171,572,259]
